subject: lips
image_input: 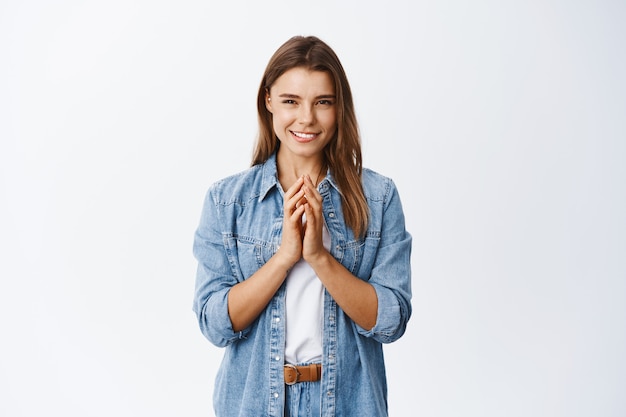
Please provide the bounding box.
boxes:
[290,130,319,143]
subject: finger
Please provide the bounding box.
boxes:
[303,202,315,227]
[290,204,306,221]
[285,189,306,212]
[284,176,305,200]
[303,176,322,199]
[302,203,323,253]
[302,185,322,210]
[303,175,318,193]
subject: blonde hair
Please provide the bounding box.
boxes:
[252,36,368,238]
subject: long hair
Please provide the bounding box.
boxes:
[252,36,368,238]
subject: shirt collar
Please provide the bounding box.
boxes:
[322,170,341,193]
[259,152,279,202]
[258,152,342,201]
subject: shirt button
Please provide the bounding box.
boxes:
[329,212,335,218]
[275,356,280,361]
[274,393,279,398]
[275,317,281,323]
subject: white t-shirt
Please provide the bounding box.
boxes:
[284,222,331,364]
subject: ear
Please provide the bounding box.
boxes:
[265,90,273,113]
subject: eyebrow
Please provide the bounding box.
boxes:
[278,93,336,99]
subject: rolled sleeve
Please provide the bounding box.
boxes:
[356,179,412,343]
[192,187,249,347]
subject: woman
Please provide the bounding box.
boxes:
[193,35,412,417]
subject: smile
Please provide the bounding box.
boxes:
[290,131,319,142]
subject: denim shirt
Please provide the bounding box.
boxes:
[193,153,412,417]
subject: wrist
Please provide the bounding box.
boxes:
[304,249,332,271]
[273,247,300,271]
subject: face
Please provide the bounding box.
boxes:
[265,67,337,162]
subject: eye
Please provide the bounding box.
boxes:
[282,99,297,105]
[317,99,334,106]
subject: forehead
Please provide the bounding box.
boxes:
[270,67,335,95]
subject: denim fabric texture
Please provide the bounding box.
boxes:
[193,152,412,417]
[285,379,321,417]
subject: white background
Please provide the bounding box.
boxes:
[1,1,625,416]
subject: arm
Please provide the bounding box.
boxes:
[227,176,310,331]
[194,177,311,339]
[192,185,241,347]
[226,252,291,332]
[308,250,379,330]
[301,175,378,330]
[301,174,412,339]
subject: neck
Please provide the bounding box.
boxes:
[277,152,326,190]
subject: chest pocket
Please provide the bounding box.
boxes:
[356,231,381,279]
[223,235,265,281]
[336,232,380,280]
[225,218,281,281]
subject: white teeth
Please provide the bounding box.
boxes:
[292,131,316,139]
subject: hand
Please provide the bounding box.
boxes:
[301,175,328,264]
[275,176,307,268]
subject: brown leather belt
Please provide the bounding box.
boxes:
[284,363,322,385]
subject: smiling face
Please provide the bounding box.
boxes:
[265,67,337,164]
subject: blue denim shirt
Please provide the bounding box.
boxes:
[193,153,412,417]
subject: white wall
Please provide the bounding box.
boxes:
[1,1,625,416]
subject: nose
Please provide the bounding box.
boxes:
[298,104,315,125]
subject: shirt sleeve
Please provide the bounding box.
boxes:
[356,179,412,343]
[192,185,251,347]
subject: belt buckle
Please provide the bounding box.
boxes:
[284,364,300,385]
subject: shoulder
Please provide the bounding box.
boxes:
[361,167,398,204]
[206,164,266,206]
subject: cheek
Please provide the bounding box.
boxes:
[323,113,338,131]
[271,110,291,129]
[271,113,292,140]
[271,114,284,133]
